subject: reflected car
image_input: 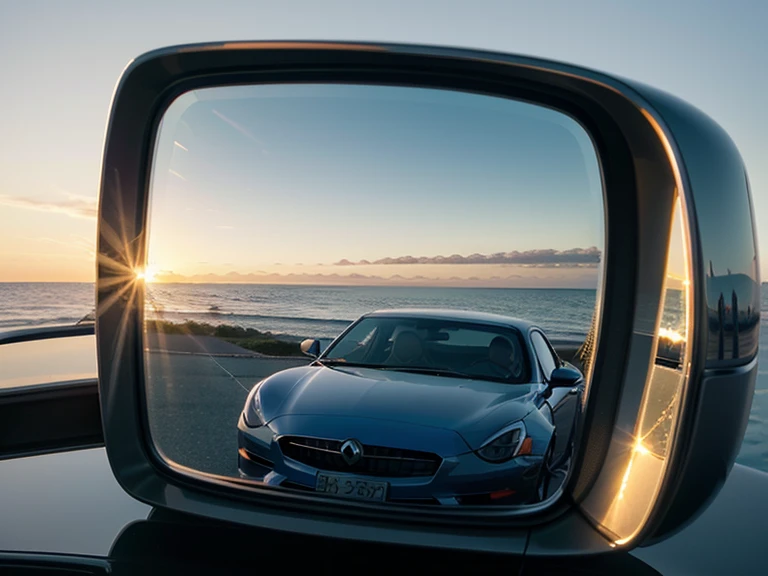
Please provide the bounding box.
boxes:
[237,309,583,505]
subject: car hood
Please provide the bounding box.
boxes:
[258,365,540,449]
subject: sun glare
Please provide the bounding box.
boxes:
[134,265,158,283]
[658,327,684,344]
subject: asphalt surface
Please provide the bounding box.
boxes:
[145,351,308,477]
[144,333,268,356]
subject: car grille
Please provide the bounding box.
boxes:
[278,436,442,478]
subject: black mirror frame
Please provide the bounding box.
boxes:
[550,366,583,388]
[95,41,758,555]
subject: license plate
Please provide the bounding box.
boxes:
[316,473,388,502]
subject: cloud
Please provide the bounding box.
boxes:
[0,193,97,219]
[333,247,601,267]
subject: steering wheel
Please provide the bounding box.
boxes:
[468,358,513,379]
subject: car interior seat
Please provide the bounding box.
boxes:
[385,330,425,365]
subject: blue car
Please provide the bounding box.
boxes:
[237,309,584,505]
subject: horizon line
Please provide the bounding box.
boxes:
[0,280,601,290]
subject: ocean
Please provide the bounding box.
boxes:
[1,281,766,472]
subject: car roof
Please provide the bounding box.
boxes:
[363,308,537,331]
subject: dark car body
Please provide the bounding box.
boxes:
[237,309,583,505]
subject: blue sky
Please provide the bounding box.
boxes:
[0,0,765,283]
[146,83,602,283]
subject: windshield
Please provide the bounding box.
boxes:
[321,316,530,383]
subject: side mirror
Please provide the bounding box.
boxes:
[549,366,583,388]
[300,338,321,358]
[96,41,759,556]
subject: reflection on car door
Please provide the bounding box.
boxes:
[531,330,579,465]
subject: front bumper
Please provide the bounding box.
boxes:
[237,413,543,505]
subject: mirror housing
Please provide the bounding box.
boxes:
[95,41,759,556]
[549,366,583,388]
[300,338,321,358]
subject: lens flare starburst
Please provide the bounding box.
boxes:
[134,265,158,283]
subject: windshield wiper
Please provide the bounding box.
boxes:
[383,366,519,384]
[314,359,383,369]
[315,361,498,382]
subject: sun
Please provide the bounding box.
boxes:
[134,265,158,283]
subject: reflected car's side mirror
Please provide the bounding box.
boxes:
[549,366,583,388]
[300,338,321,358]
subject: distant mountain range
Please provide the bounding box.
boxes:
[152,269,598,289]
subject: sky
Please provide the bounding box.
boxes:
[0,0,765,286]
[145,83,602,287]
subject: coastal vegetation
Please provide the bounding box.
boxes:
[146,319,303,356]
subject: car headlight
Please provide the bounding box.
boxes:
[476,422,527,463]
[243,382,265,427]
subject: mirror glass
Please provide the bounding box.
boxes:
[142,83,604,510]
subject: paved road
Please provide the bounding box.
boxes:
[145,352,308,477]
[145,333,267,356]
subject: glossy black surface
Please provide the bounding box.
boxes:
[0,448,149,556]
[639,83,761,368]
[550,366,583,387]
[0,380,102,459]
[1,447,766,575]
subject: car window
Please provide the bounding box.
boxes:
[323,316,530,383]
[323,321,379,359]
[531,331,558,379]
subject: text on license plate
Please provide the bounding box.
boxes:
[316,473,388,502]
